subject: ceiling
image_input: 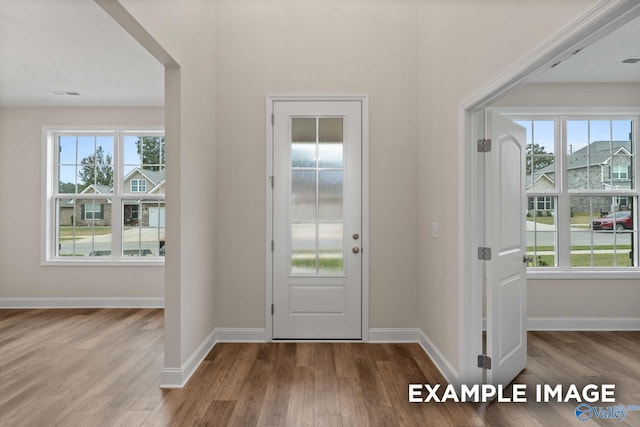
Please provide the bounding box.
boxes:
[532,14,640,83]
[0,0,163,107]
[1,2,639,107]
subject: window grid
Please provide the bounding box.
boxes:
[48,130,165,262]
[517,115,638,270]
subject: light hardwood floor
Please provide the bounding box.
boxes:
[0,309,638,426]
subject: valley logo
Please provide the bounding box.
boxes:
[575,403,640,421]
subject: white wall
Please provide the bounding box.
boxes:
[494,82,640,319]
[417,0,600,374]
[118,0,217,369]
[0,107,164,300]
[214,0,420,329]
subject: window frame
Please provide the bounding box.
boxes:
[130,179,147,193]
[499,108,640,278]
[42,126,165,266]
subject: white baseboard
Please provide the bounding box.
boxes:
[418,329,459,386]
[369,328,460,386]
[160,327,266,388]
[0,297,164,309]
[368,328,420,342]
[527,317,640,331]
[159,326,462,389]
[215,328,267,342]
[161,328,217,388]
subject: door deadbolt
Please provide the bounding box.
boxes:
[352,233,359,240]
[352,247,360,254]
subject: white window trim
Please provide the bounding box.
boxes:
[496,108,640,277]
[130,179,147,193]
[41,126,165,266]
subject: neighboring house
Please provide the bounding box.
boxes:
[123,168,166,227]
[59,168,166,228]
[58,184,112,227]
[527,140,632,214]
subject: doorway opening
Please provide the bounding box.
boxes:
[460,2,640,385]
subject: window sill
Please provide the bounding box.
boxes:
[42,259,165,267]
[527,269,640,280]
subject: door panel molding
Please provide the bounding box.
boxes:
[266,94,369,341]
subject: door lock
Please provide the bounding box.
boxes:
[352,233,360,240]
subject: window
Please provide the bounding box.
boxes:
[83,202,104,220]
[45,129,165,262]
[529,196,554,211]
[613,165,629,180]
[130,179,146,192]
[515,115,637,270]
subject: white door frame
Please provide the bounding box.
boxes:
[458,1,640,384]
[265,94,370,341]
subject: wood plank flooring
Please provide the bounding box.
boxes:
[0,309,639,426]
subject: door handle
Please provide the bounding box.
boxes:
[352,247,360,254]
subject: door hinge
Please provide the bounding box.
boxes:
[477,138,492,152]
[477,354,492,369]
[477,247,492,260]
[271,304,274,315]
[269,176,274,188]
[271,113,274,126]
[271,240,274,251]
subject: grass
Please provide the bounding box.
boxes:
[528,245,631,251]
[59,227,112,240]
[530,216,555,225]
[533,253,632,267]
[292,251,344,273]
[529,212,615,226]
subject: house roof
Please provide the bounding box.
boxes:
[526,173,555,188]
[535,140,631,175]
[81,184,112,194]
[123,167,166,186]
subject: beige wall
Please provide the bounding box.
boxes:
[494,83,640,107]
[214,0,420,329]
[417,0,600,373]
[119,0,217,367]
[494,82,640,319]
[0,107,164,299]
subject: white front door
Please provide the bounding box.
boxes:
[485,111,527,386]
[272,100,362,339]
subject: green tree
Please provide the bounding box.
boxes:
[526,143,554,175]
[136,136,165,171]
[58,182,77,193]
[79,146,113,188]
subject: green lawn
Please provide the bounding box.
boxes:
[529,216,555,225]
[528,245,631,251]
[533,253,632,267]
[292,251,344,273]
[59,227,112,241]
[529,212,603,227]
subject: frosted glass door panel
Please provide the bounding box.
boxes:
[289,116,345,275]
[291,170,316,221]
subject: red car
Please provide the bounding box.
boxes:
[592,211,633,231]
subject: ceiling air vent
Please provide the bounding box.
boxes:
[49,90,82,96]
[621,58,640,64]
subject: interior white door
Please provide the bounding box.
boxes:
[485,111,527,386]
[272,100,362,339]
